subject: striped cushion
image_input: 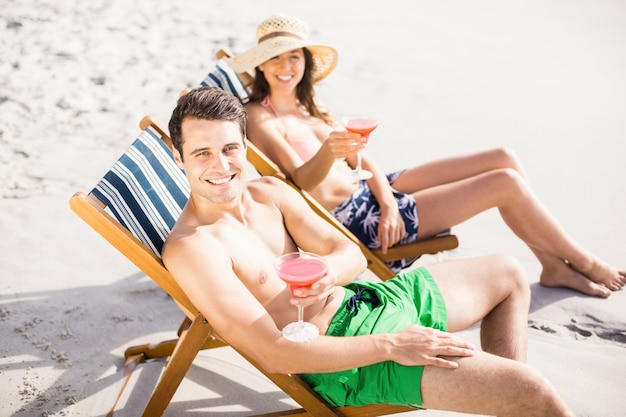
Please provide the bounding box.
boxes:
[92,127,190,257]
[199,59,250,103]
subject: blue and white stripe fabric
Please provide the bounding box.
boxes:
[92,127,190,257]
[198,59,250,103]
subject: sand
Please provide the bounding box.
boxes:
[1,0,625,416]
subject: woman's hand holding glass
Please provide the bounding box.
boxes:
[325,130,367,163]
[342,117,378,180]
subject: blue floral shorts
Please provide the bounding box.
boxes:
[330,171,418,273]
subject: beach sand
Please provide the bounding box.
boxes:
[1,0,625,416]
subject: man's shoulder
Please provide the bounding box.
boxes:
[249,174,284,183]
[163,220,227,268]
[163,222,206,254]
[247,175,287,191]
[163,207,220,254]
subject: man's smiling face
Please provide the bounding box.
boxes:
[174,117,247,205]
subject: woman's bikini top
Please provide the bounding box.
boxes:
[260,96,320,161]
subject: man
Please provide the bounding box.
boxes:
[163,87,575,416]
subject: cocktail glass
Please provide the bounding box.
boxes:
[343,117,378,181]
[275,251,328,343]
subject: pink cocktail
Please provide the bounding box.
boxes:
[344,118,379,139]
[276,257,328,292]
[275,252,328,342]
[343,117,378,180]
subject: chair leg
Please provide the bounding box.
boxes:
[124,316,226,361]
[140,314,212,417]
[107,354,145,417]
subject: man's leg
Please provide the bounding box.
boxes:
[426,254,530,360]
[420,351,575,416]
[421,255,574,416]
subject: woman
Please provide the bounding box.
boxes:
[227,14,625,297]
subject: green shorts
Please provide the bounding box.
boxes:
[301,267,447,408]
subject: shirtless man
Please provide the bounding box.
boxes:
[162,87,575,416]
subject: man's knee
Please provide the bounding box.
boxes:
[492,254,531,297]
[516,365,567,412]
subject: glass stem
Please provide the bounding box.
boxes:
[297,305,304,323]
[356,152,363,172]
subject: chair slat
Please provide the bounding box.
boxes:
[91,127,189,256]
[199,58,251,103]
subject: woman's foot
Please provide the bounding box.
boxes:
[571,258,626,291]
[540,260,612,298]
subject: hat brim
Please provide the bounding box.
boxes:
[226,37,338,83]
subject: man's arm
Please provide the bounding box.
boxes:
[268,177,367,287]
[165,233,472,375]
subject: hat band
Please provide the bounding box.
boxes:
[257,31,304,44]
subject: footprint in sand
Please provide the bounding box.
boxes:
[529,317,626,346]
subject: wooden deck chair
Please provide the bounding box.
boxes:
[198,50,459,280]
[69,118,412,416]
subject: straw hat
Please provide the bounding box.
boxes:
[226,14,338,83]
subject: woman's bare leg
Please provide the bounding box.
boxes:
[397,156,625,296]
[391,147,528,191]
